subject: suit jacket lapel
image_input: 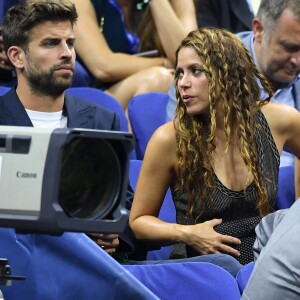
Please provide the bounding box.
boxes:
[229,0,253,30]
[64,94,96,129]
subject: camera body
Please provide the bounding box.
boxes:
[0,126,134,234]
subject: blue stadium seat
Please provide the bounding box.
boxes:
[0,228,157,300]
[128,92,168,160]
[124,262,241,300]
[236,262,255,294]
[276,165,295,209]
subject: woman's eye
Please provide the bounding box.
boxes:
[193,68,203,75]
[175,70,183,78]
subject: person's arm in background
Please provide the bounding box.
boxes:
[295,158,300,199]
[149,0,198,64]
[70,0,168,84]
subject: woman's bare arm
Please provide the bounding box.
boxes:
[262,102,300,201]
[262,103,300,159]
[129,122,179,244]
[149,0,198,64]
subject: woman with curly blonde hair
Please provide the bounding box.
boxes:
[129,28,300,265]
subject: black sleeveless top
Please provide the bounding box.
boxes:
[170,110,280,265]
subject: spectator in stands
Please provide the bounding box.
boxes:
[167,0,300,170]
[0,0,91,87]
[0,0,145,261]
[196,0,254,33]
[70,0,197,109]
[129,28,300,266]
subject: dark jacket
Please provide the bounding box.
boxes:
[196,0,253,33]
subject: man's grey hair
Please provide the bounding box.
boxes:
[257,0,300,31]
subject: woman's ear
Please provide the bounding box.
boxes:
[7,46,25,69]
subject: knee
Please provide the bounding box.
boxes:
[138,66,174,92]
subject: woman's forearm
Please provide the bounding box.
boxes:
[149,0,197,63]
[130,215,186,246]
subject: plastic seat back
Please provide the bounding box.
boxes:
[276,165,295,209]
[236,262,255,294]
[124,262,241,300]
[128,92,168,159]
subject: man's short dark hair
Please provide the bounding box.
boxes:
[2,0,78,53]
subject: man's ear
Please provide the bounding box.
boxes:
[7,46,26,69]
[252,18,264,44]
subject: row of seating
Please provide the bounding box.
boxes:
[0,225,250,300]
[0,85,295,298]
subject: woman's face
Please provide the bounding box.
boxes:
[176,47,210,117]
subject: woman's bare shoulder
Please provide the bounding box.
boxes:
[153,121,176,140]
[261,101,299,130]
[146,121,177,155]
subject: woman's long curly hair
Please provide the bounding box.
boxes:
[174,28,274,220]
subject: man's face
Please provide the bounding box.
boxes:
[254,9,300,88]
[24,20,76,96]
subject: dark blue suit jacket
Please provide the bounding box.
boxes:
[0,88,119,130]
[196,0,253,33]
[0,87,146,259]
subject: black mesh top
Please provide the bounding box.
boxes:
[170,110,280,265]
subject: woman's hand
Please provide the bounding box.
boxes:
[181,219,241,257]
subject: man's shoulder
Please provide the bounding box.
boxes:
[0,87,20,109]
[64,92,119,130]
[236,31,253,41]
[64,93,115,116]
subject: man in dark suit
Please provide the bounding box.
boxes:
[196,0,254,33]
[0,0,145,261]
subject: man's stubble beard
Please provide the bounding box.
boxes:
[26,58,74,97]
